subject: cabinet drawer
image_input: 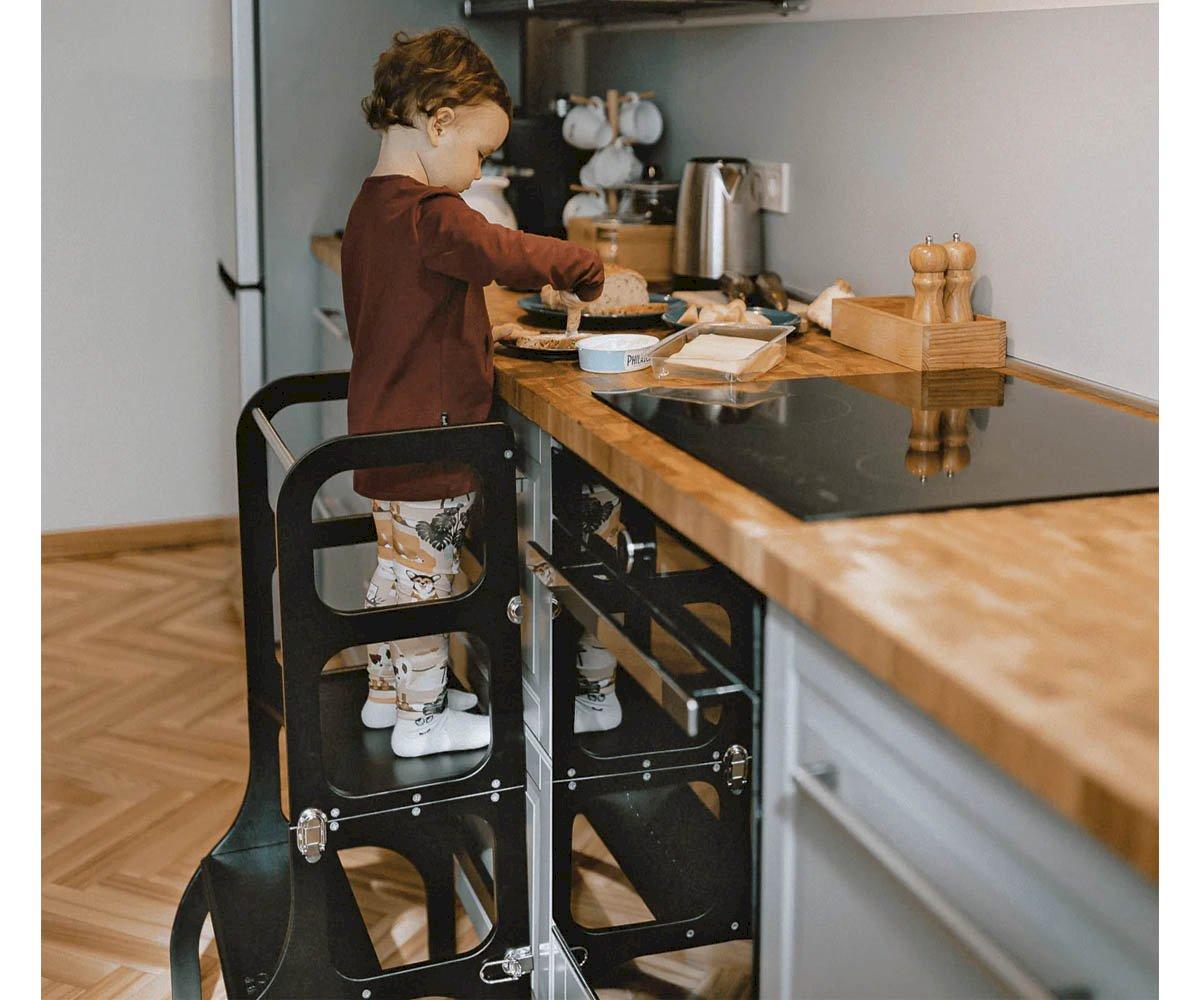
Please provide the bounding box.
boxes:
[761,605,1156,1000]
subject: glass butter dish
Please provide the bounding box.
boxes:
[648,322,791,382]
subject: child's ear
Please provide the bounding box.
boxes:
[427,106,455,146]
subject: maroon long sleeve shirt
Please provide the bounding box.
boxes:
[341,174,604,500]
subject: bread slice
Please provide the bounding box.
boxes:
[541,263,650,316]
[492,321,537,343]
[514,332,587,351]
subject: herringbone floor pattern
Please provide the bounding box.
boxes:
[42,542,749,999]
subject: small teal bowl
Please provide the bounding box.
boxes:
[576,334,660,373]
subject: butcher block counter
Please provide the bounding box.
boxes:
[310,234,1158,880]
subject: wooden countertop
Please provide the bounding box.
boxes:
[311,234,1158,880]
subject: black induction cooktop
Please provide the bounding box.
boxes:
[594,371,1157,521]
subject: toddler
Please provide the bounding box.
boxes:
[342,28,617,758]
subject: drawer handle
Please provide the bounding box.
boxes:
[312,306,348,340]
[792,763,1060,1000]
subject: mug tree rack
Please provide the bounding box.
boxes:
[169,372,533,999]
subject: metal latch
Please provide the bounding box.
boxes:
[479,945,533,984]
[295,807,328,863]
[723,744,750,794]
[617,529,657,574]
[507,593,561,624]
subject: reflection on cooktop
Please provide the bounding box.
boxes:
[594,371,1158,521]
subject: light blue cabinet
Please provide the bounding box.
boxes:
[760,604,1158,999]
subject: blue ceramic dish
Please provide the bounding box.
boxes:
[518,293,681,330]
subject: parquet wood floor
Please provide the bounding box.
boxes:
[42,542,750,999]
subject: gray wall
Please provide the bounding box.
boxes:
[586,3,1158,399]
[43,0,240,531]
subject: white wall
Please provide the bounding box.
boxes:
[43,0,240,531]
[586,2,1158,399]
[42,1,519,533]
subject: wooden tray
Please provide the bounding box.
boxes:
[837,369,1006,409]
[831,296,1006,370]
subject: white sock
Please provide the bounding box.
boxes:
[574,633,622,734]
[391,690,491,758]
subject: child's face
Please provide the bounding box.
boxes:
[424,101,510,193]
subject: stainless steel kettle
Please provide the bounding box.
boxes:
[673,157,763,284]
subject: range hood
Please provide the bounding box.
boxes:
[462,0,793,20]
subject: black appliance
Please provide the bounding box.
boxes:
[595,370,1158,521]
[463,0,788,19]
[499,112,577,237]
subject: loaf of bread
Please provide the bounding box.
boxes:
[541,263,650,316]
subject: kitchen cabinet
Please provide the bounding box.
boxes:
[501,401,762,997]
[760,604,1158,999]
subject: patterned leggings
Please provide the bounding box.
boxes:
[364,493,475,718]
[366,484,622,719]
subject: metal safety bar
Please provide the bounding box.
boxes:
[252,407,295,472]
[530,539,748,737]
[312,306,348,341]
[250,406,333,518]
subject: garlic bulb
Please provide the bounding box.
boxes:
[806,278,854,330]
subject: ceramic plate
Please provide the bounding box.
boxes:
[662,300,801,330]
[495,342,579,361]
[517,293,682,330]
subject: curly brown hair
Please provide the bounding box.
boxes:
[362,27,512,131]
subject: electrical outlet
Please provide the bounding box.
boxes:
[750,161,790,214]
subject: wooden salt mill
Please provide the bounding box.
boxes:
[942,233,977,323]
[940,408,972,476]
[909,235,948,323]
[906,408,944,481]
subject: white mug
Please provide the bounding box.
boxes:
[562,98,613,151]
[617,93,663,146]
[583,144,641,189]
[562,191,607,229]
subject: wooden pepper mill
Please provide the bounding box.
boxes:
[906,408,944,481]
[940,407,972,476]
[942,233,977,323]
[909,235,948,323]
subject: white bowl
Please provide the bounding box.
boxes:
[576,334,659,373]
